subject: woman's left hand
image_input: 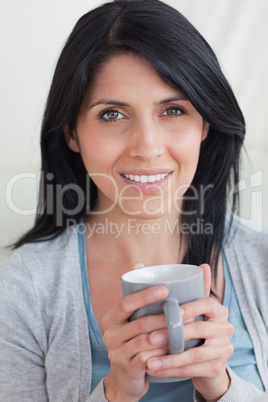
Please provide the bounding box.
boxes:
[146,264,234,402]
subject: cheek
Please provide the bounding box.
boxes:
[171,125,203,165]
[78,134,118,173]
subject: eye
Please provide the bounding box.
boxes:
[162,106,185,117]
[99,109,125,122]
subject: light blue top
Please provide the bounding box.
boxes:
[78,231,264,401]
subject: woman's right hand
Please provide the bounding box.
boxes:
[102,285,169,402]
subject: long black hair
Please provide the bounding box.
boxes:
[14,0,245,279]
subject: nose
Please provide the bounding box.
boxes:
[128,119,165,162]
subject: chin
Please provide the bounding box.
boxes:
[120,199,171,219]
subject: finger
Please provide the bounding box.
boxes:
[146,360,226,380]
[146,342,233,375]
[181,297,229,322]
[102,286,168,328]
[112,346,168,379]
[149,319,233,350]
[149,329,169,346]
[183,320,234,342]
[200,263,211,297]
[128,332,169,355]
[109,339,168,376]
[130,347,169,376]
[103,314,167,349]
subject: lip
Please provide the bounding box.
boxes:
[120,170,173,194]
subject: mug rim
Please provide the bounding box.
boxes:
[120,263,203,284]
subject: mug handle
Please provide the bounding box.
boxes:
[162,298,184,354]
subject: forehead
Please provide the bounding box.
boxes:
[88,53,183,100]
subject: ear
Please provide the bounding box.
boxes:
[63,125,80,153]
[201,120,210,142]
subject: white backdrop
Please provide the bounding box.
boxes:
[0,0,267,261]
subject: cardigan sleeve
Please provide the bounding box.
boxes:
[86,379,108,401]
[0,241,92,402]
[194,366,265,402]
[0,253,48,401]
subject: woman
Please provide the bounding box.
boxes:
[0,0,267,401]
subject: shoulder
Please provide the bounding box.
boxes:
[0,226,83,346]
[224,216,268,257]
[0,227,79,301]
[224,216,268,283]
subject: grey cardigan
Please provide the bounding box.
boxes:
[0,219,267,401]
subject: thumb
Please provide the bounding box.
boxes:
[199,263,211,297]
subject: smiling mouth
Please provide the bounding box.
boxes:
[121,172,172,183]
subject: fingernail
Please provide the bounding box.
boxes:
[148,359,162,370]
[183,317,194,324]
[151,332,166,345]
[180,308,185,316]
[133,263,145,269]
[154,287,168,297]
[146,369,156,374]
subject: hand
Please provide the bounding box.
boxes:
[146,264,234,402]
[102,279,169,402]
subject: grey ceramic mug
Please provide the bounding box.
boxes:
[120,264,205,383]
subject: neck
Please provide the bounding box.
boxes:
[83,210,187,269]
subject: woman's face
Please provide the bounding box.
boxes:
[65,54,209,219]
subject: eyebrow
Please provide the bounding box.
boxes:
[88,99,130,109]
[158,95,188,104]
[88,94,188,110]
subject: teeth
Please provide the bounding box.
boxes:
[140,175,147,183]
[123,173,170,183]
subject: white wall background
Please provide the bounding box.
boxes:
[1,0,267,261]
